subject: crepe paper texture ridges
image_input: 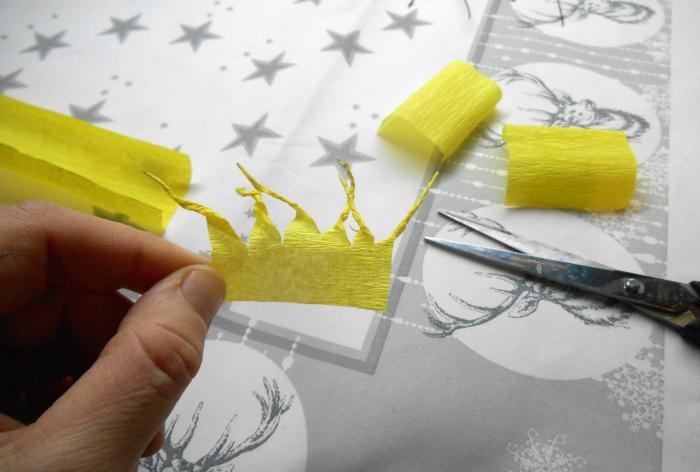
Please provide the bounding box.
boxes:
[0,95,191,234]
[378,60,502,160]
[503,124,637,211]
[150,162,440,311]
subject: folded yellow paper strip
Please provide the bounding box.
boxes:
[0,96,191,234]
[150,163,439,311]
[503,124,637,211]
[378,60,502,160]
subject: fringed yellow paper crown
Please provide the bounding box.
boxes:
[150,163,439,311]
[149,61,500,310]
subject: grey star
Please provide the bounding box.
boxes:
[21,30,69,60]
[348,122,358,129]
[321,30,372,66]
[311,134,375,167]
[245,208,254,219]
[244,53,295,85]
[295,0,322,5]
[171,21,221,52]
[99,14,148,43]
[222,114,282,156]
[0,69,26,94]
[69,100,112,123]
[383,10,431,38]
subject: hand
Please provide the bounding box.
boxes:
[0,201,226,471]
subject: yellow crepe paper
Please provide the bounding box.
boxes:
[0,95,191,234]
[503,124,637,211]
[149,163,440,311]
[378,60,502,160]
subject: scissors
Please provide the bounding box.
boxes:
[424,210,700,347]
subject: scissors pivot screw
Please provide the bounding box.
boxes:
[623,278,644,295]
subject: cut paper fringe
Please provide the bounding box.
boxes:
[149,162,440,311]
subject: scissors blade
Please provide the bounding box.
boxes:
[437,209,602,267]
[424,237,699,314]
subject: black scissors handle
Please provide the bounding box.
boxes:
[681,320,700,345]
[679,282,700,346]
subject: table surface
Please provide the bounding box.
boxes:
[2,1,699,471]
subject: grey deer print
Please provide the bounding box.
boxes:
[480,69,650,147]
[424,273,632,337]
[512,0,655,27]
[423,216,631,338]
[140,377,293,472]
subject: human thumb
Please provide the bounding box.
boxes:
[22,264,226,472]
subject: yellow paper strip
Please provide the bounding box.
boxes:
[503,124,637,211]
[0,96,191,234]
[378,60,502,160]
[150,162,441,311]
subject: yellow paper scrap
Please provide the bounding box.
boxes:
[503,124,637,211]
[149,162,440,311]
[0,96,191,234]
[378,60,502,160]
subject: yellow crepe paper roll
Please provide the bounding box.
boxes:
[378,60,502,160]
[503,124,637,211]
[0,95,191,234]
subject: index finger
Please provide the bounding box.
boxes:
[0,201,208,314]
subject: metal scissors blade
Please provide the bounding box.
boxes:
[424,237,698,314]
[437,209,598,266]
[427,210,700,346]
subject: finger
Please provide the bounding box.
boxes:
[0,289,131,363]
[1,292,130,422]
[0,201,208,315]
[0,287,69,349]
[142,424,165,458]
[0,412,24,432]
[62,290,133,371]
[27,264,225,469]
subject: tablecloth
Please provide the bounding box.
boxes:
[1,0,698,470]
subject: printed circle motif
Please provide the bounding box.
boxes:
[139,340,307,472]
[421,206,656,380]
[482,62,661,164]
[509,0,665,47]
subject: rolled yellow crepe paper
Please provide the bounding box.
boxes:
[503,124,637,211]
[378,61,502,160]
[0,95,191,234]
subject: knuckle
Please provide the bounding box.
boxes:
[133,321,204,396]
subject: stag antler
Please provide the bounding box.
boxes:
[424,272,533,337]
[193,377,294,470]
[139,402,205,472]
[165,401,204,458]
